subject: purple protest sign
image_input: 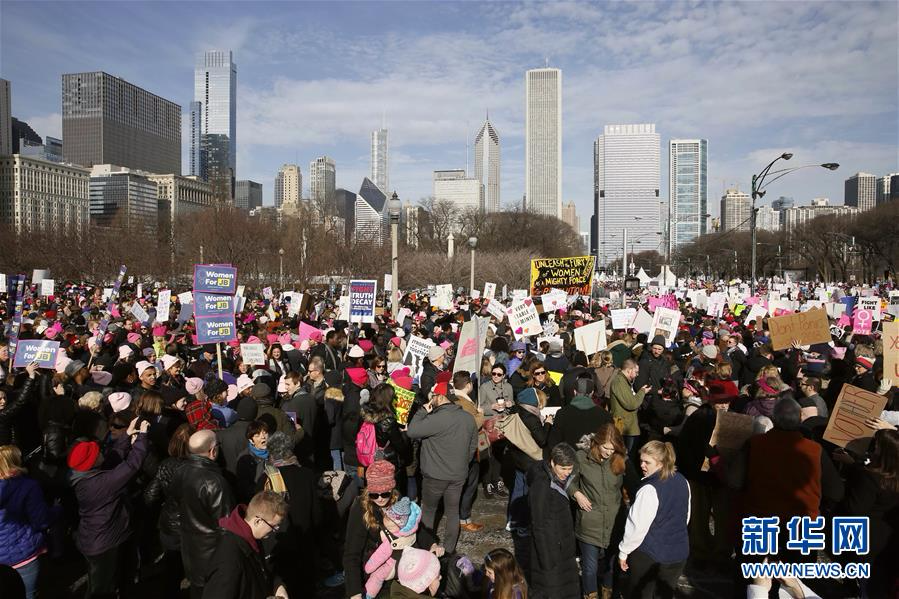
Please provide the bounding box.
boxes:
[98,265,128,339]
[194,292,235,318]
[7,275,26,356]
[193,264,238,295]
[13,339,60,368]
[195,315,237,344]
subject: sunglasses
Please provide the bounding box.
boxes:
[368,491,392,499]
[533,370,547,376]
[257,516,281,532]
[491,372,504,377]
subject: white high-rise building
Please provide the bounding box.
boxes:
[844,172,876,211]
[309,156,336,203]
[720,187,751,232]
[876,174,897,205]
[433,169,484,220]
[370,128,389,194]
[756,205,781,232]
[192,50,237,198]
[593,124,661,265]
[783,198,858,230]
[668,139,708,252]
[0,155,90,235]
[0,79,11,157]
[525,68,562,217]
[474,117,500,212]
[274,164,301,208]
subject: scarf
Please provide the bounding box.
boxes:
[519,403,543,422]
[271,455,299,468]
[248,441,269,460]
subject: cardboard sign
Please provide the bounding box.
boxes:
[710,410,755,451]
[13,339,60,368]
[823,384,889,453]
[483,282,496,302]
[349,279,377,323]
[767,307,831,351]
[610,308,636,330]
[650,307,681,346]
[40,279,55,297]
[195,315,236,344]
[529,255,596,296]
[631,308,653,334]
[194,292,235,318]
[540,289,567,312]
[156,290,171,323]
[129,302,150,324]
[453,318,485,375]
[852,309,873,335]
[857,297,881,321]
[389,380,416,425]
[506,298,541,340]
[193,264,237,295]
[434,284,454,310]
[883,320,899,379]
[573,321,608,356]
[402,336,433,381]
[484,298,506,322]
[240,343,266,366]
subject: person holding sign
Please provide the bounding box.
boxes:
[0,363,39,446]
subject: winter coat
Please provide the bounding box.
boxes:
[142,456,187,548]
[324,385,345,450]
[533,382,562,408]
[836,464,899,560]
[593,366,618,403]
[609,372,646,436]
[478,379,514,416]
[341,383,363,469]
[546,395,613,451]
[281,388,319,465]
[0,376,36,446]
[571,448,636,548]
[0,474,50,566]
[255,399,297,441]
[217,419,252,475]
[527,460,580,599]
[360,403,411,470]
[635,352,669,401]
[202,506,271,599]
[643,396,685,436]
[171,454,236,586]
[407,402,477,481]
[70,433,148,556]
[235,447,267,503]
[507,404,552,472]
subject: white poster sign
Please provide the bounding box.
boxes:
[506,298,541,340]
[484,299,506,322]
[434,284,454,310]
[610,308,637,330]
[402,335,433,381]
[129,302,150,324]
[40,279,55,297]
[650,306,681,346]
[483,282,496,302]
[156,289,172,323]
[574,321,608,356]
[240,343,266,366]
[631,308,653,334]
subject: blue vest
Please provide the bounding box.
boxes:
[637,471,690,564]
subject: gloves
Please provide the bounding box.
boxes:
[877,378,893,395]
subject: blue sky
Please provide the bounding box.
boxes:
[2,1,897,228]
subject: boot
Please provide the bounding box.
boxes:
[600,586,613,599]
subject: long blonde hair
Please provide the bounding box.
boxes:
[0,445,26,479]
[639,440,677,480]
[360,488,400,530]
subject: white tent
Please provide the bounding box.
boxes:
[657,265,677,287]
[636,268,652,284]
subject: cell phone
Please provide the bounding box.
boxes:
[285,411,297,425]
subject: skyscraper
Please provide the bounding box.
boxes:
[560,200,579,233]
[370,128,389,194]
[433,169,484,226]
[668,139,708,253]
[844,172,876,211]
[189,101,204,180]
[309,156,336,204]
[0,155,90,235]
[720,187,751,232]
[593,124,661,265]
[89,165,158,235]
[193,50,236,199]
[474,116,500,212]
[0,79,11,156]
[62,72,180,173]
[525,68,562,217]
[274,164,301,208]
[235,180,262,211]
[876,174,897,205]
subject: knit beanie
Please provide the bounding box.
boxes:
[236,396,259,421]
[67,441,100,472]
[427,345,445,363]
[65,360,86,378]
[855,356,873,370]
[91,370,113,386]
[185,377,204,396]
[366,459,396,494]
[346,367,368,387]
[108,392,132,413]
[385,496,412,528]
[397,547,441,593]
[517,387,539,407]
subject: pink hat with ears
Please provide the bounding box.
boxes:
[55,354,73,374]
[227,339,240,348]
[278,333,291,346]
[152,325,167,337]
[247,335,262,344]
[127,333,141,345]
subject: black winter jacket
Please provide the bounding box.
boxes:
[142,456,187,548]
[527,460,580,599]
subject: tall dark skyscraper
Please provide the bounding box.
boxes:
[61,72,180,173]
[192,50,236,201]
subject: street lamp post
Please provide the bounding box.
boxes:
[750,154,839,293]
[199,244,204,264]
[278,248,285,289]
[387,192,402,317]
[468,236,478,295]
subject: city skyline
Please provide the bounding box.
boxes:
[1,2,896,226]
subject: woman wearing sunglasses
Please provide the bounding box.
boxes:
[344,459,442,599]
[527,361,562,408]
[479,363,513,499]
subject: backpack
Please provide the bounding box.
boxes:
[355,421,379,467]
[263,464,289,498]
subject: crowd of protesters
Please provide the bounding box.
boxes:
[0,274,897,599]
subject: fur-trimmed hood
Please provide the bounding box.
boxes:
[324,386,344,402]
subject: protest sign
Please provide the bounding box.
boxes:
[858,296,881,321]
[484,298,506,322]
[610,308,637,330]
[501,285,508,300]
[650,307,681,346]
[177,291,193,305]
[236,285,245,298]
[647,294,678,314]
[0,274,5,291]
[434,284,454,310]
[529,255,596,296]
[402,336,433,381]
[193,265,237,295]
[349,279,377,323]
[32,269,48,285]
[744,304,768,326]
[156,290,171,323]
[240,343,266,366]
[336,295,351,320]
[195,315,237,344]
[511,289,528,302]
[396,307,411,325]
[573,321,608,356]
[483,282,496,301]
[288,292,304,317]
[388,380,416,425]
[453,319,485,375]
[40,279,55,297]
[702,410,755,472]
[194,292,235,318]
[771,299,798,317]
[13,339,60,368]
[384,273,392,292]
[262,287,274,300]
[631,308,653,334]
[852,309,873,335]
[823,384,889,453]
[767,307,831,351]
[540,289,567,312]
[234,295,247,314]
[506,298,541,339]
[883,320,898,379]
[830,325,845,340]
[177,301,193,324]
[298,321,321,344]
[129,302,150,324]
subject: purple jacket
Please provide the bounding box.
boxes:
[0,474,50,566]
[70,433,148,556]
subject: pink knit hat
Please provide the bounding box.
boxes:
[185,377,204,395]
[127,332,141,345]
[365,459,395,493]
[346,367,368,387]
[397,547,441,593]
[108,392,132,413]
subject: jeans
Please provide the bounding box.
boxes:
[578,540,613,594]
[459,460,480,521]
[624,435,640,461]
[507,469,530,530]
[420,476,464,553]
[15,558,40,599]
[85,540,136,599]
[626,550,684,599]
[330,448,343,471]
